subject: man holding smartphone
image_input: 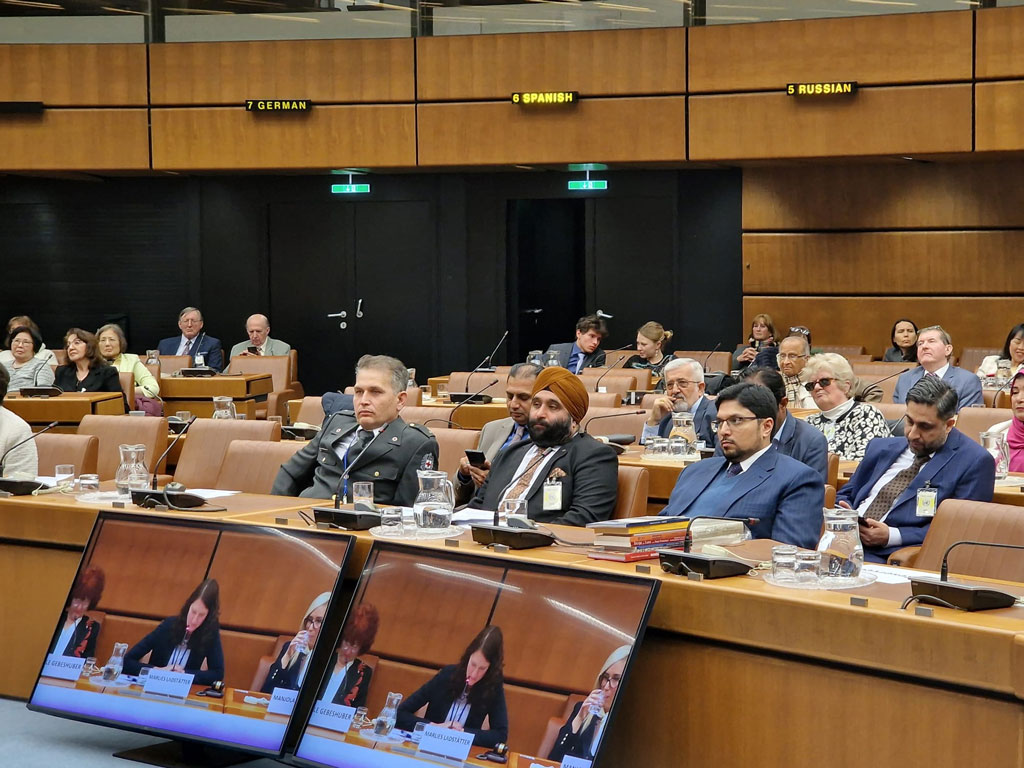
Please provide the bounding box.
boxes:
[454,362,543,504]
[229,314,292,358]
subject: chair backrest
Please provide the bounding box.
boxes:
[78,415,170,480]
[425,426,481,478]
[35,433,99,476]
[294,396,326,426]
[954,407,1012,445]
[579,407,649,439]
[288,349,299,384]
[400,406,454,430]
[536,694,587,758]
[846,354,874,363]
[214,440,304,493]
[157,354,191,374]
[875,403,906,422]
[851,361,914,377]
[603,350,634,369]
[641,393,661,410]
[577,371,639,396]
[818,345,866,357]
[614,465,649,519]
[447,371,506,399]
[405,387,422,406]
[118,371,133,407]
[826,453,839,489]
[227,355,291,391]
[857,372,901,404]
[589,391,623,408]
[824,484,836,508]
[959,347,1000,375]
[174,418,281,488]
[913,500,1024,582]
[52,348,68,365]
[994,390,1011,409]
[675,350,732,374]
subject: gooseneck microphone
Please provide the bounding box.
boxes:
[449,379,499,427]
[0,420,59,476]
[701,343,723,372]
[939,540,1024,582]
[581,410,645,435]
[907,540,1024,611]
[592,343,637,393]
[472,330,509,372]
[151,416,197,489]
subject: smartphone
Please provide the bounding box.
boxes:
[857,515,870,526]
[247,345,259,354]
[465,449,488,468]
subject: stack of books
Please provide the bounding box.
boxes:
[586,516,691,562]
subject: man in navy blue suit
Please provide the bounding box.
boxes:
[892,325,982,412]
[659,382,824,549]
[737,366,829,483]
[641,357,717,447]
[157,306,223,371]
[838,376,994,562]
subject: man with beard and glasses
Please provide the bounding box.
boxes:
[467,367,618,526]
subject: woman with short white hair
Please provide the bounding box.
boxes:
[804,353,889,461]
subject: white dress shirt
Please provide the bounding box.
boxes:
[500,445,559,504]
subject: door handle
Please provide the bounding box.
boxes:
[521,308,544,315]
[327,311,347,319]
[355,299,364,319]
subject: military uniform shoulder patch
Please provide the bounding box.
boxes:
[420,453,436,471]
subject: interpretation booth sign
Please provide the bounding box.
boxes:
[512,91,580,106]
[245,100,313,112]
[786,81,857,96]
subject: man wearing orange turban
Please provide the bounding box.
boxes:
[467,368,618,526]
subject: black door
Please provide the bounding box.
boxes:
[506,199,587,362]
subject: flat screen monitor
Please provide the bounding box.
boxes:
[291,541,660,768]
[28,512,354,758]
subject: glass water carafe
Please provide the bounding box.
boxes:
[544,350,561,367]
[374,692,402,736]
[211,396,237,419]
[816,509,864,578]
[526,350,544,366]
[980,431,1009,480]
[115,444,149,495]
[413,470,455,531]
[102,642,128,681]
[669,410,698,453]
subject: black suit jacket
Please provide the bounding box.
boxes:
[271,412,438,505]
[548,701,603,762]
[545,342,606,372]
[54,364,128,411]
[469,433,618,526]
[124,617,224,686]
[54,612,101,659]
[396,664,508,748]
[325,658,373,709]
[157,335,224,371]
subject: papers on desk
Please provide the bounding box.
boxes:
[861,563,938,585]
[187,489,241,500]
[452,508,499,524]
[994,477,1024,488]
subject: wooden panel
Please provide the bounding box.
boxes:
[151,105,416,170]
[416,28,686,101]
[0,109,149,171]
[690,85,972,161]
[150,39,415,105]
[743,231,1024,295]
[689,12,972,93]
[0,43,147,106]
[742,297,1024,358]
[743,162,1024,230]
[976,81,1024,153]
[417,97,685,166]
[976,6,1024,80]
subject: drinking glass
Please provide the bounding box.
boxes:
[794,551,822,586]
[436,383,449,402]
[175,410,192,421]
[412,722,426,743]
[771,545,798,583]
[79,474,100,492]
[54,465,75,490]
[380,507,403,534]
[353,481,374,507]
[500,498,528,522]
[353,706,368,729]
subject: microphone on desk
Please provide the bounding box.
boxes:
[0,420,59,477]
[419,417,465,430]
[582,410,645,438]
[472,330,509,372]
[908,540,1024,611]
[449,379,499,427]
[701,343,723,372]
[151,416,197,489]
[592,344,637,393]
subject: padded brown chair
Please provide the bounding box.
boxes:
[78,415,170,480]
[589,391,623,407]
[994,390,1011,409]
[959,348,1000,375]
[614,465,649,519]
[875,403,906,422]
[446,372,506,399]
[214,440,304,493]
[35,433,99,476]
[287,349,304,397]
[156,354,191,374]
[118,371,133,409]
[857,372,901,404]
[825,484,836,508]
[425,427,481,478]
[579,407,649,440]
[675,350,732,374]
[851,361,913,377]
[52,348,68,365]
[954,407,1011,445]
[173,418,281,489]
[826,453,839,489]
[226,355,301,421]
[819,345,866,357]
[887,499,1024,582]
[577,371,639,396]
[400,405,454,430]
[536,694,587,759]
[293,396,326,426]
[602,350,634,368]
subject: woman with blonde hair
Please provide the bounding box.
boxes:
[623,322,674,380]
[804,353,889,461]
[263,592,331,692]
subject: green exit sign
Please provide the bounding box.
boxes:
[567,180,608,191]
[331,183,371,194]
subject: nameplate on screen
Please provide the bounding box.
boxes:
[416,724,475,762]
[41,654,84,682]
[308,702,356,732]
[561,755,594,768]
[245,100,312,112]
[785,81,857,97]
[143,669,194,698]
[267,687,299,716]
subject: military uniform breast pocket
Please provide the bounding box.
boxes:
[317,446,340,467]
[365,465,399,482]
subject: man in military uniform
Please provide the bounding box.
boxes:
[272,354,437,506]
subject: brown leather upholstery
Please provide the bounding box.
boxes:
[78,415,170,480]
[577,371,639,396]
[851,362,912,377]
[35,433,99,476]
[173,418,281,488]
[294,396,326,426]
[826,453,839,489]
[288,349,303,397]
[819,345,866,357]
[857,372,901,404]
[675,350,732,374]
[537,694,587,759]
[875,403,906,422]
[400,405,454,430]
[589,392,623,407]
[157,354,191,374]
[614,466,649,519]
[502,683,575,759]
[52,349,68,365]
[579,407,649,440]
[365,659,437,723]
[889,499,1024,582]
[226,355,301,420]
[249,635,291,692]
[214,440,304,493]
[602,350,634,368]
[954,407,1011,445]
[447,372,506,399]
[424,427,480,479]
[118,372,133,408]
[994,390,1011,409]
[960,347,1000,375]
[825,484,836,508]
[846,354,875,363]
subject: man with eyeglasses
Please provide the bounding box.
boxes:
[659,382,823,548]
[640,357,716,446]
[776,335,816,409]
[157,306,224,371]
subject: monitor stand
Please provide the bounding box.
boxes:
[113,740,256,768]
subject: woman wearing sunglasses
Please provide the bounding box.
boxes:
[803,353,889,461]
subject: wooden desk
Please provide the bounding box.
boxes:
[838,460,1024,507]
[618,450,694,506]
[3,392,125,429]
[418,399,509,430]
[159,374,272,419]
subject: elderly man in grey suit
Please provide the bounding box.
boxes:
[229,314,292,358]
[892,325,982,412]
[454,362,543,504]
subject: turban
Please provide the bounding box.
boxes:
[531,367,589,424]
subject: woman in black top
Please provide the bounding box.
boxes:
[51,566,105,659]
[54,328,126,409]
[396,625,508,748]
[883,319,918,363]
[622,321,673,383]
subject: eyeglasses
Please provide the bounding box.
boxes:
[598,672,622,688]
[710,416,761,433]
[789,326,810,337]
[804,378,834,391]
[777,353,808,361]
[304,616,324,629]
[665,379,701,390]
